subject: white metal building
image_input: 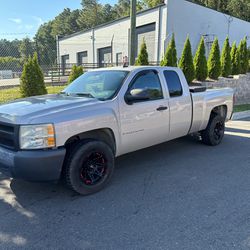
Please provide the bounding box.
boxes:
[58,0,250,68]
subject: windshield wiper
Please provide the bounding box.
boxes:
[60,92,95,98]
[72,92,95,98]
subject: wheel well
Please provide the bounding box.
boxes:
[64,128,116,154]
[210,105,227,120]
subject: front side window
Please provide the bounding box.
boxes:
[129,71,163,101]
[164,70,183,97]
[62,70,129,100]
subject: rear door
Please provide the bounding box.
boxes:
[119,69,170,154]
[163,70,192,140]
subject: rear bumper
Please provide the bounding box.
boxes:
[0,146,66,181]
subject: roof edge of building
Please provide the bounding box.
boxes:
[58,3,165,41]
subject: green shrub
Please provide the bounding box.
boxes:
[0,57,23,71]
[194,36,208,81]
[178,36,195,84]
[20,53,47,97]
[207,38,221,80]
[161,34,177,67]
[231,42,240,75]
[135,38,149,66]
[221,36,232,77]
[68,65,84,83]
[237,37,248,74]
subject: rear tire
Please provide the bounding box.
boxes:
[64,140,114,195]
[201,114,225,146]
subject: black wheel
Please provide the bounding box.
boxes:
[201,114,225,146]
[64,140,114,195]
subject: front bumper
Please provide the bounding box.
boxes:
[0,146,66,182]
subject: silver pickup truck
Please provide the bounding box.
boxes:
[0,66,234,195]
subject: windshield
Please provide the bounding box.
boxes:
[62,70,129,100]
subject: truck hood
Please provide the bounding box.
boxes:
[0,94,100,124]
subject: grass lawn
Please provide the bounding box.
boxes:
[233,104,250,113]
[0,86,65,103]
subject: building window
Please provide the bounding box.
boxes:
[116,53,122,66]
[77,51,88,65]
[163,70,183,97]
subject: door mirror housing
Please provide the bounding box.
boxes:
[125,88,150,104]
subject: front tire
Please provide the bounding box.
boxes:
[201,114,225,146]
[64,140,114,195]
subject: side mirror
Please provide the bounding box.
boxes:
[125,88,150,104]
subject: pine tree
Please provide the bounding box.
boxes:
[194,36,208,81]
[171,34,177,67]
[242,37,248,73]
[160,34,177,67]
[178,36,195,84]
[237,38,248,74]
[68,65,84,83]
[230,42,240,75]
[20,53,47,97]
[135,38,149,66]
[220,36,232,77]
[207,38,221,80]
[160,41,172,66]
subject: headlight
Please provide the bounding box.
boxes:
[19,124,56,149]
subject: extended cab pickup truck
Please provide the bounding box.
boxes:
[0,67,234,195]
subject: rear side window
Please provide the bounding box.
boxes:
[163,71,183,97]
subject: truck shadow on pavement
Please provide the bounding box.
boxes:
[0,122,250,249]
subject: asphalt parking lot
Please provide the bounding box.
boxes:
[0,118,250,250]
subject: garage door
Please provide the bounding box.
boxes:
[136,23,156,62]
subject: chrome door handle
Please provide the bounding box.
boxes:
[156,106,168,111]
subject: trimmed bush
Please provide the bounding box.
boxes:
[135,38,149,66]
[178,36,195,84]
[68,65,84,83]
[221,36,232,77]
[194,36,208,81]
[160,34,177,67]
[20,53,47,97]
[238,37,248,74]
[231,41,240,75]
[207,38,221,80]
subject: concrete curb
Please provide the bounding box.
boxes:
[232,110,250,120]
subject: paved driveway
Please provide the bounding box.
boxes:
[0,118,250,250]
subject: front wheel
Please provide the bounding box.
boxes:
[64,140,115,195]
[201,114,225,146]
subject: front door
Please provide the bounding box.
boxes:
[119,70,170,154]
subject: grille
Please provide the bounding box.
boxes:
[0,123,18,150]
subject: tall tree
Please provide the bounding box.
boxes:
[207,38,221,80]
[34,21,57,66]
[238,37,248,74]
[178,36,195,84]
[19,37,35,60]
[230,41,240,75]
[52,9,81,36]
[194,36,208,81]
[220,36,231,77]
[143,0,163,8]
[77,0,106,29]
[0,39,21,58]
